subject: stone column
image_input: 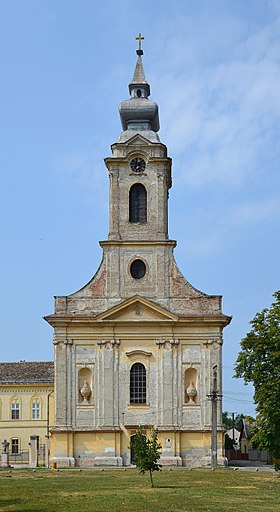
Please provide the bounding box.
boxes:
[156,340,164,426]
[108,169,120,240]
[156,171,168,239]
[45,436,50,468]
[66,339,73,427]
[1,440,10,468]
[156,339,179,426]
[53,335,67,427]
[29,435,39,468]
[172,340,180,426]
[113,340,120,426]
[97,339,120,426]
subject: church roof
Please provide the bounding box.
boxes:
[130,55,147,85]
[118,36,160,137]
[0,361,54,385]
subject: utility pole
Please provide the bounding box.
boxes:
[207,365,222,469]
[232,412,235,460]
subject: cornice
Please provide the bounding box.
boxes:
[45,313,231,328]
[99,239,177,248]
[0,385,53,392]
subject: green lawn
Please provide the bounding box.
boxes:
[0,468,279,512]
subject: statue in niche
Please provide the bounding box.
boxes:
[186,381,197,404]
[2,440,9,454]
[80,380,91,403]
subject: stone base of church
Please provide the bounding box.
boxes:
[94,456,123,466]
[50,429,225,468]
[159,456,182,466]
[74,456,123,467]
[50,457,75,468]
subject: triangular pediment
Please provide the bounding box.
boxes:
[95,296,178,322]
[126,134,154,146]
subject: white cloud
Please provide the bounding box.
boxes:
[230,198,280,224]
[175,196,280,258]
[152,12,280,188]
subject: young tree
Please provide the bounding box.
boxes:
[234,291,280,459]
[132,426,162,488]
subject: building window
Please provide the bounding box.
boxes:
[32,401,40,420]
[11,402,20,420]
[130,363,146,404]
[11,439,19,454]
[129,184,147,223]
[130,259,146,279]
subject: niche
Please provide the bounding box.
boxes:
[184,368,198,404]
[78,367,92,404]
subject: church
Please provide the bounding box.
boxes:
[45,36,231,468]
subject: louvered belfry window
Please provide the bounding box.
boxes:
[130,363,146,404]
[129,184,147,223]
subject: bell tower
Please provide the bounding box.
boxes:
[105,36,171,244]
[100,35,176,301]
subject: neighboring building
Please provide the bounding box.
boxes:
[239,418,269,462]
[45,38,231,467]
[0,361,54,460]
[226,428,240,450]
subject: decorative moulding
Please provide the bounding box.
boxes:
[125,349,152,357]
[97,339,120,348]
[156,339,179,348]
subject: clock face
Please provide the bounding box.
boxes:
[130,157,146,173]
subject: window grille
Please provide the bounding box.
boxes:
[130,363,146,404]
[129,184,147,223]
[11,439,19,454]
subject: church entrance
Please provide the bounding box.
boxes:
[130,435,137,465]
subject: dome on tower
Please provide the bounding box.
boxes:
[118,37,160,143]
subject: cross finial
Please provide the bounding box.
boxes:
[136,33,144,56]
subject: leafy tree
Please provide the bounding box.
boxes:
[132,426,162,487]
[234,291,280,459]
[222,411,244,431]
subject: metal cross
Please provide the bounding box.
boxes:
[136,33,144,51]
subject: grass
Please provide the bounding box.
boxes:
[0,468,279,512]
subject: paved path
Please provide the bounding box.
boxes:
[229,460,275,472]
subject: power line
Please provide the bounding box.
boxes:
[223,395,254,403]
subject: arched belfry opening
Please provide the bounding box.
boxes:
[129,184,147,223]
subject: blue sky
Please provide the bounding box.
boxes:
[1,0,279,417]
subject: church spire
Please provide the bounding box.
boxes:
[129,33,150,97]
[118,34,160,138]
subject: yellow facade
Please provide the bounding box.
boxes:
[0,362,54,462]
[50,429,224,468]
[0,384,54,454]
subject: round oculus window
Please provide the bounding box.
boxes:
[130,259,146,279]
[130,157,146,173]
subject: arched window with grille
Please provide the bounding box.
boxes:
[130,363,146,404]
[129,184,147,223]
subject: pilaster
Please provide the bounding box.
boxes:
[156,339,179,426]
[97,339,120,426]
